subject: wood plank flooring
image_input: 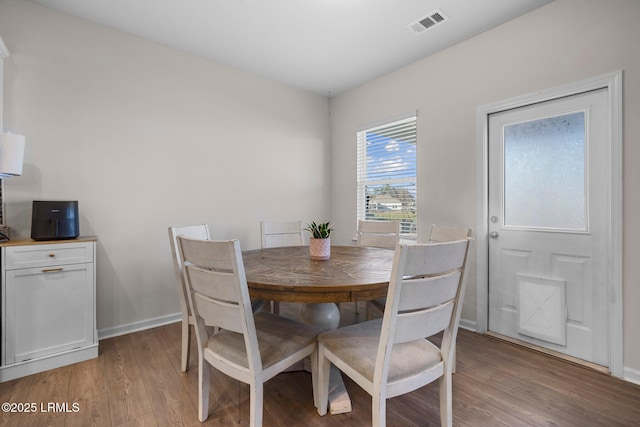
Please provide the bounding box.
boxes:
[1,303,639,426]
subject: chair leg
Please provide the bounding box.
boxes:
[272,301,280,314]
[452,343,457,374]
[250,381,263,427]
[181,320,190,372]
[310,351,319,409]
[316,346,331,416]
[372,394,386,427]
[198,358,210,422]
[439,373,453,427]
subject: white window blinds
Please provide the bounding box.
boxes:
[357,115,417,237]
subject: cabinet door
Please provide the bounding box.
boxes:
[4,263,95,364]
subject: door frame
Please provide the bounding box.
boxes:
[475,71,623,377]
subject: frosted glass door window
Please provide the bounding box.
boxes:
[503,111,586,230]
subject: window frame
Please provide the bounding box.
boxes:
[356,113,418,239]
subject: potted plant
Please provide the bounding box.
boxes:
[305,221,333,260]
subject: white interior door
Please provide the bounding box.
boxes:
[488,88,609,367]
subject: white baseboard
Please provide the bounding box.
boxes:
[623,366,640,386]
[459,317,477,332]
[98,312,181,340]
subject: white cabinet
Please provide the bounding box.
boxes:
[0,238,98,382]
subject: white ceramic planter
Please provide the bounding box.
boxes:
[309,237,330,260]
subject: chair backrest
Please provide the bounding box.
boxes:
[168,224,211,317]
[428,224,472,243]
[261,220,303,248]
[375,239,472,383]
[356,220,400,250]
[178,236,262,372]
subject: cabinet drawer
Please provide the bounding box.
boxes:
[3,242,94,270]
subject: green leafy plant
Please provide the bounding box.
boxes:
[304,221,333,239]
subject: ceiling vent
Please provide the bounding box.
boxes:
[407,9,448,35]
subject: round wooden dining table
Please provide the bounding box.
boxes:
[243,245,395,305]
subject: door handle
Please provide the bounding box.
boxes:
[489,232,499,239]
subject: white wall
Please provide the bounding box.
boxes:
[0,0,331,335]
[329,0,640,375]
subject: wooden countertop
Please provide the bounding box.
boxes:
[0,236,98,247]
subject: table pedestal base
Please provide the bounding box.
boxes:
[328,366,352,414]
[299,303,340,331]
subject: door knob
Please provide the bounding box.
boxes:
[489,231,499,239]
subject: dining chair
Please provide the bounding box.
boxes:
[428,224,473,244]
[169,224,267,372]
[366,224,472,319]
[316,239,472,427]
[178,236,322,425]
[260,220,304,314]
[365,224,472,374]
[354,220,400,314]
[261,220,304,248]
[168,224,211,372]
[356,219,400,250]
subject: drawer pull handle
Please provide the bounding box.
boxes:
[49,253,56,258]
[42,267,63,273]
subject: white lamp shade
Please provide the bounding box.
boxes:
[0,133,25,177]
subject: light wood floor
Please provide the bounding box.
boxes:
[1,303,639,426]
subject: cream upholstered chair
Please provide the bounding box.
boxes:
[168,224,211,372]
[178,236,322,425]
[366,224,472,319]
[260,220,304,314]
[365,225,472,374]
[428,224,473,244]
[356,219,400,250]
[355,220,400,314]
[261,220,304,248]
[169,224,267,372]
[316,239,472,427]
[424,225,472,374]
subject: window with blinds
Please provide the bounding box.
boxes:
[357,114,417,238]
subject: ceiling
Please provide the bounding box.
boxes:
[27,0,552,96]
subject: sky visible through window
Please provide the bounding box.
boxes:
[366,132,417,183]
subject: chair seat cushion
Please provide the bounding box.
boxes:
[206,311,321,370]
[318,319,442,383]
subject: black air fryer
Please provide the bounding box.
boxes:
[31,201,79,240]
